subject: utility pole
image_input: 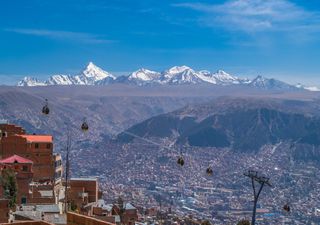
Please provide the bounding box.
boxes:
[64,132,71,213]
[159,198,163,225]
[244,170,271,225]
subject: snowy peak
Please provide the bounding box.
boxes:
[161,66,202,84]
[81,62,115,81]
[166,65,192,75]
[15,63,316,92]
[50,62,116,85]
[128,68,161,81]
[249,75,297,90]
[17,77,46,87]
[212,70,240,84]
[17,62,116,86]
[216,69,229,76]
[46,74,75,85]
[250,75,267,85]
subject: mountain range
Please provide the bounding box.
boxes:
[116,98,320,159]
[17,62,319,91]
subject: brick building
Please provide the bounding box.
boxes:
[92,199,138,225]
[0,123,54,183]
[0,155,34,205]
[65,178,99,213]
[0,199,9,223]
[0,123,56,205]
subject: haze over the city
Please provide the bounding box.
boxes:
[2,1,320,225]
[1,0,320,85]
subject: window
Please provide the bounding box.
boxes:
[35,143,39,149]
[22,166,28,172]
[46,143,51,149]
[21,197,27,204]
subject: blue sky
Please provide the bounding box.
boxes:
[1,0,320,85]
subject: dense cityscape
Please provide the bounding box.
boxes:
[70,138,320,224]
[2,1,320,224]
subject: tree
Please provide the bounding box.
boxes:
[237,219,251,225]
[0,168,18,209]
[70,200,78,211]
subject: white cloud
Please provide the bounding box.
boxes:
[5,28,115,44]
[173,0,320,33]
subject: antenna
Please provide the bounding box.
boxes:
[244,170,271,225]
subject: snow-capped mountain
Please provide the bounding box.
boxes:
[196,69,248,85]
[213,70,246,84]
[16,62,317,91]
[46,74,75,85]
[73,62,115,85]
[18,62,116,86]
[127,68,161,84]
[160,66,205,84]
[17,77,46,86]
[248,75,298,90]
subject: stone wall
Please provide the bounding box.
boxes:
[67,212,115,225]
[1,221,53,225]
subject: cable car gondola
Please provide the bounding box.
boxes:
[81,118,89,132]
[177,156,184,166]
[42,99,50,115]
[283,204,290,212]
[206,167,213,176]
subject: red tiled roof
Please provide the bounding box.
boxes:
[19,135,53,143]
[0,154,33,164]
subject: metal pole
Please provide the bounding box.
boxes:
[64,131,71,213]
[244,171,271,225]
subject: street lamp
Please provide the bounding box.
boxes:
[244,170,271,225]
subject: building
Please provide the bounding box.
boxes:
[0,155,34,205]
[0,123,109,224]
[113,203,138,225]
[0,199,9,223]
[65,178,99,213]
[0,123,56,205]
[0,212,116,225]
[67,212,115,225]
[0,123,55,183]
[92,199,138,225]
[54,154,63,184]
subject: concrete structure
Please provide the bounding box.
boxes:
[92,199,138,225]
[67,212,115,225]
[67,178,99,212]
[54,154,63,184]
[1,222,54,225]
[4,212,115,225]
